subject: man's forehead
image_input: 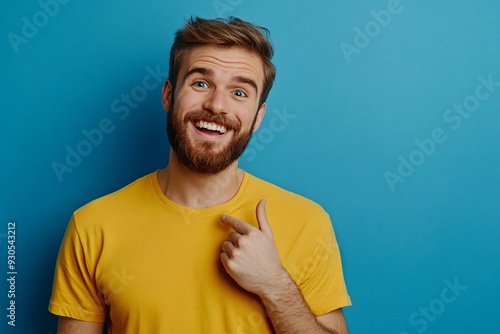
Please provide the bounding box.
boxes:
[180,46,265,84]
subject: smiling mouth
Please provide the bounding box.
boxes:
[193,120,228,134]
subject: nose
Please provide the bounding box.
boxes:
[202,88,229,114]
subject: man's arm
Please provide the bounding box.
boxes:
[220,200,348,334]
[258,269,347,333]
[57,317,104,334]
[317,309,349,334]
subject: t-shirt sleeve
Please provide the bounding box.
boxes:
[295,211,351,316]
[48,215,107,323]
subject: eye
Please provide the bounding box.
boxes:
[232,89,247,98]
[192,81,208,89]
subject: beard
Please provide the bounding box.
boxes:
[167,105,257,175]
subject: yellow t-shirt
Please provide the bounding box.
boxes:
[49,171,350,333]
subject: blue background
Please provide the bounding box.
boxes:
[1,0,499,333]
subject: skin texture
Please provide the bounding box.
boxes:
[158,45,268,208]
[57,45,349,333]
[165,52,263,174]
[57,317,103,333]
[220,199,348,334]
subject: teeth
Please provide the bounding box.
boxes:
[195,121,227,134]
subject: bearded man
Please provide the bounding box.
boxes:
[49,17,351,334]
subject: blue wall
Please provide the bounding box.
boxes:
[1,1,499,333]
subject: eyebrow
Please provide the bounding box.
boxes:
[234,76,258,95]
[184,67,259,95]
[184,67,213,81]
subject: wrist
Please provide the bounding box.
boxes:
[260,267,295,300]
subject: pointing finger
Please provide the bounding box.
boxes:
[220,214,256,235]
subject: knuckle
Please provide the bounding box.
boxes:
[231,249,241,258]
[247,230,259,239]
[232,220,240,229]
[236,237,248,248]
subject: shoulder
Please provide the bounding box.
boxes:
[245,173,331,227]
[73,172,155,224]
[245,173,327,211]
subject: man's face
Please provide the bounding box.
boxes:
[163,46,267,174]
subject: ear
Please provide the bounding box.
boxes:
[252,102,267,132]
[161,80,173,112]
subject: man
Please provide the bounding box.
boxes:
[49,17,351,333]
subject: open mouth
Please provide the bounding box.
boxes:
[193,120,228,135]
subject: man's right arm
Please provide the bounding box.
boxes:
[51,217,107,333]
[57,317,104,334]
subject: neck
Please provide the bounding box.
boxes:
[157,150,245,208]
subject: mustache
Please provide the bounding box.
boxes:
[183,110,241,132]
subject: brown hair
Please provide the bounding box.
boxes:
[169,16,276,107]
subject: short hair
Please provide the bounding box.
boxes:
[169,16,276,107]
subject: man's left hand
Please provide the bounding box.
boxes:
[220,199,287,297]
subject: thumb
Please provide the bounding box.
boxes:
[256,199,273,237]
